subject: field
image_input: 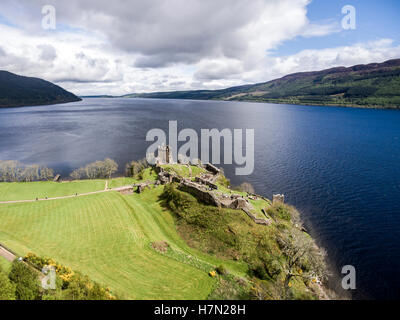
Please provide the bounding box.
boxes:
[0,180,106,201]
[0,183,229,299]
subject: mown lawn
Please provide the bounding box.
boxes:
[0,180,106,201]
[0,188,217,299]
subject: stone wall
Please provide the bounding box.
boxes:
[178,181,221,207]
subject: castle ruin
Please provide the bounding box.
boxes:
[156,144,174,164]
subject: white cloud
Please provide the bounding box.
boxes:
[268,39,400,78]
[37,44,57,62]
[0,0,398,96]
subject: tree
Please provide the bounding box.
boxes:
[21,165,40,182]
[61,273,112,300]
[40,167,54,181]
[236,182,255,194]
[0,268,15,300]
[85,162,100,179]
[277,229,328,298]
[70,168,85,180]
[103,158,118,179]
[125,158,148,178]
[8,261,40,300]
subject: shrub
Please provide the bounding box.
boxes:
[8,261,40,300]
[263,257,282,279]
[209,271,217,278]
[216,172,230,188]
[0,268,15,300]
[23,253,116,300]
[234,182,255,194]
[216,265,228,275]
[251,265,269,280]
[125,158,149,178]
[266,204,291,221]
[61,273,116,300]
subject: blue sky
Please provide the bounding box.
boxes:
[275,0,400,56]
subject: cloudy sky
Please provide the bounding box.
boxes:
[0,0,399,96]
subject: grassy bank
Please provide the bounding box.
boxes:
[0,188,221,299]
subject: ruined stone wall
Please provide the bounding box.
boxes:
[273,194,285,204]
[178,181,221,207]
[195,176,218,190]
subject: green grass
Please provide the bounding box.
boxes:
[249,199,271,219]
[161,164,205,178]
[0,187,219,299]
[109,168,158,189]
[0,180,106,201]
[0,256,12,273]
[108,177,138,189]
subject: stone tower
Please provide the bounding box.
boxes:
[157,144,173,164]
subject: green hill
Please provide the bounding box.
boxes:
[0,166,332,300]
[0,71,81,108]
[126,59,400,108]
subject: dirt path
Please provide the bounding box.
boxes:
[0,245,16,262]
[0,185,134,205]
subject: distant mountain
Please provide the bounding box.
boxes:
[0,71,81,108]
[125,59,400,108]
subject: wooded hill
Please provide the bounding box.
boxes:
[0,71,81,108]
[125,59,400,108]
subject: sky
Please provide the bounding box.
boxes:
[0,0,399,96]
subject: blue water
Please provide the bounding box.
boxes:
[0,98,399,299]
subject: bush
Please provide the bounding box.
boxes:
[251,265,269,280]
[125,158,149,178]
[234,182,255,194]
[266,204,291,221]
[8,261,40,300]
[61,273,115,300]
[263,257,282,279]
[216,170,230,187]
[0,268,15,300]
[216,265,228,275]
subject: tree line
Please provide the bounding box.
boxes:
[0,158,149,182]
[69,158,118,180]
[0,160,54,182]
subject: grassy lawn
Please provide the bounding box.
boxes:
[0,187,218,299]
[0,180,106,201]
